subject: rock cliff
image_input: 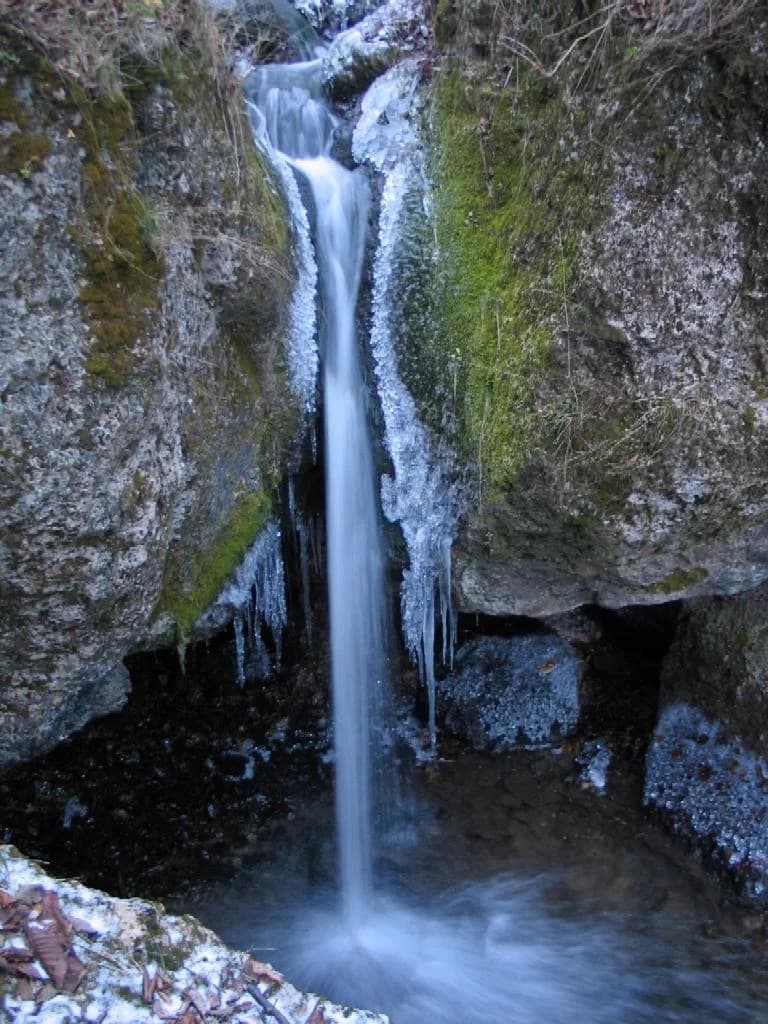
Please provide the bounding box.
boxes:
[0,2,302,771]
[395,0,768,618]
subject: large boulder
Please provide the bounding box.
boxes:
[391,2,768,618]
[644,584,768,897]
[439,634,583,750]
[0,8,302,770]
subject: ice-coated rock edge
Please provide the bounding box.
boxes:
[353,54,461,749]
[0,846,390,1024]
[645,703,768,899]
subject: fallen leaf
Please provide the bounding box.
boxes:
[307,1002,329,1024]
[243,956,283,989]
[12,961,46,982]
[25,918,69,988]
[41,892,71,938]
[61,950,85,994]
[2,948,36,963]
[35,981,58,1004]
[1,901,32,931]
[143,966,157,1003]
[16,977,34,1000]
[68,915,100,939]
[185,987,208,1017]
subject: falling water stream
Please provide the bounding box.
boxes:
[187,18,768,1024]
[247,51,387,929]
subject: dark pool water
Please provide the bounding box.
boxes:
[185,744,768,1023]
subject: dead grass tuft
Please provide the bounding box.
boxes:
[0,0,230,96]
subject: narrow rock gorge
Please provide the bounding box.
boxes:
[2,0,768,1021]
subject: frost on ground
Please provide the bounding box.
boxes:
[0,846,389,1024]
[645,703,768,899]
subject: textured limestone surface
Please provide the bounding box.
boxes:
[0,41,299,770]
[439,634,582,750]
[659,583,768,755]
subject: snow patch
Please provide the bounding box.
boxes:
[0,846,391,1024]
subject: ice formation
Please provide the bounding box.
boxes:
[645,702,768,897]
[321,0,428,92]
[197,520,287,683]
[287,476,321,643]
[577,740,613,794]
[246,93,319,417]
[353,58,460,750]
[292,0,384,33]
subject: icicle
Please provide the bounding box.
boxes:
[420,579,436,752]
[297,515,314,642]
[197,520,288,682]
[233,616,246,688]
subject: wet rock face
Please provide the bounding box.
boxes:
[0,53,297,771]
[439,635,582,750]
[660,584,768,754]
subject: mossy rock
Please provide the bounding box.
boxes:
[428,62,606,499]
[154,489,274,642]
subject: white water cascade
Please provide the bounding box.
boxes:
[248,53,388,926]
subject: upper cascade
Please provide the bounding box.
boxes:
[245,0,460,753]
[245,64,322,416]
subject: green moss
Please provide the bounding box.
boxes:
[78,188,165,387]
[647,566,709,595]
[0,129,51,176]
[0,84,27,126]
[67,87,165,388]
[245,144,291,255]
[154,489,273,641]
[430,65,597,497]
[433,0,458,46]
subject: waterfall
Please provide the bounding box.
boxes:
[248,53,387,925]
